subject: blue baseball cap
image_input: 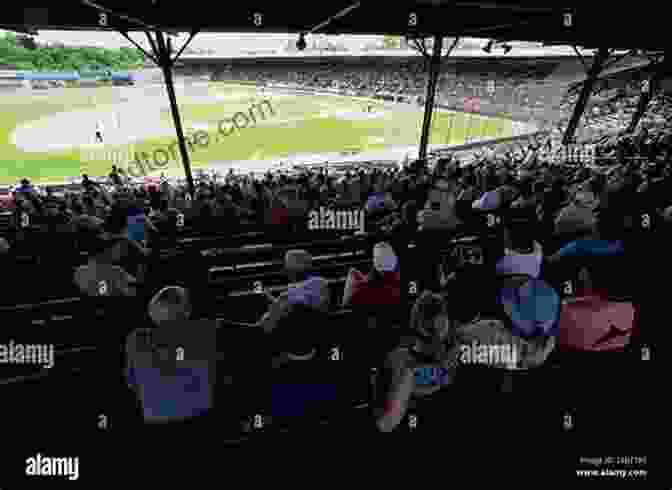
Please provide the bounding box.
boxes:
[499,278,560,339]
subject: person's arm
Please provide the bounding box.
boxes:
[341,267,361,307]
[128,236,151,258]
[144,214,158,234]
[257,293,290,333]
[472,189,500,211]
[375,348,416,433]
[117,267,138,297]
[124,329,146,393]
[548,241,581,263]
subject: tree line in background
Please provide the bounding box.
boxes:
[0,32,146,72]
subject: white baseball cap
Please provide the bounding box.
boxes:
[373,242,398,273]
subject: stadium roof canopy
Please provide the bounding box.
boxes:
[2,1,669,50]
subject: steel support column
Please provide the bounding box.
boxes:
[150,31,195,196]
[418,36,444,162]
[627,56,670,133]
[562,47,610,145]
[627,75,657,134]
[118,26,199,197]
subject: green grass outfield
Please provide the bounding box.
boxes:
[0,83,515,184]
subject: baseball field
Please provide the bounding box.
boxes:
[0,82,520,184]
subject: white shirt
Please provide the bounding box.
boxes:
[96,121,104,132]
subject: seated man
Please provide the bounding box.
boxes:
[418,179,462,230]
[548,203,627,264]
[471,176,518,212]
[73,235,138,298]
[496,217,544,279]
[268,304,355,434]
[125,286,217,427]
[257,249,330,333]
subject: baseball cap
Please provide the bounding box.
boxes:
[498,277,560,339]
[373,242,398,273]
[554,204,596,235]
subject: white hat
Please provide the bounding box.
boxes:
[373,242,398,273]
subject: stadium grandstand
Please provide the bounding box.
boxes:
[0,1,661,478]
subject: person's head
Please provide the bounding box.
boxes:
[590,175,605,196]
[82,195,95,209]
[506,217,537,253]
[71,202,84,216]
[0,237,10,256]
[410,291,453,355]
[148,286,192,326]
[401,200,418,224]
[284,249,312,282]
[105,204,129,235]
[486,174,500,191]
[372,242,398,277]
[274,303,324,359]
[518,179,532,198]
[45,201,60,218]
[462,173,476,188]
[428,179,456,209]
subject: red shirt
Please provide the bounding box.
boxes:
[270,206,289,225]
[349,270,401,307]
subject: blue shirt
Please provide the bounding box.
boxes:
[366,193,386,212]
[269,361,345,419]
[127,366,211,422]
[127,207,146,243]
[270,382,340,418]
[413,365,452,387]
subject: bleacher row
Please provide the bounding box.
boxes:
[2,196,650,443]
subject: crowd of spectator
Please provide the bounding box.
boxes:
[3,58,667,450]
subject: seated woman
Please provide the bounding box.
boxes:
[96,204,151,282]
[342,242,401,308]
[374,291,460,433]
